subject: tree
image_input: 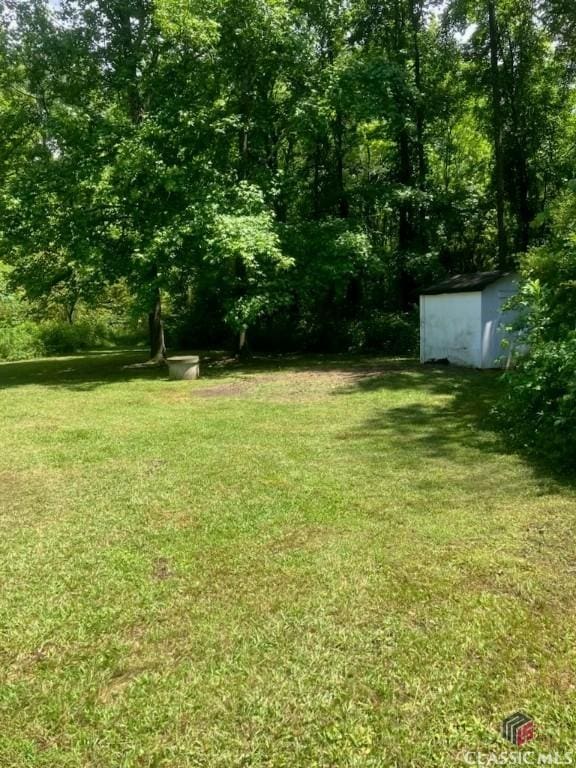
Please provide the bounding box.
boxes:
[1,0,575,358]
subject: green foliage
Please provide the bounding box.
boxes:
[37,319,110,355]
[496,337,576,468]
[0,321,43,360]
[495,185,576,468]
[0,261,143,359]
[0,314,142,361]
[274,220,379,350]
[0,263,28,323]
[0,262,41,359]
[205,183,294,334]
[1,0,576,358]
[346,311,418,354]
[519,186,576,340]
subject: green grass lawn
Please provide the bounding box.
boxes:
[1,351,575,767]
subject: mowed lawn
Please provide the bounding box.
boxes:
[1,352,575,768]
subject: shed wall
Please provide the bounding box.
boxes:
[480,274,519,367]
[420,292,482,367]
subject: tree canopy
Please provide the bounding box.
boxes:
[1,0,575,355]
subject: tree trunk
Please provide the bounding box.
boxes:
[238,91,251,181]
[148,287,166,362]
[398,127,413,250]
[411,0,426,191]
[65,298,77,325]
[312,139,322,219]
[239,125,249,180]
[397,125,417,310]
[237,325,250,358]
[334,107,349,218]
[488,0,508,268]
[515,155,532,252]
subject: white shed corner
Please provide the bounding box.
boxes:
[419,271,520,369]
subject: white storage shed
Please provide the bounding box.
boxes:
[419,271,519,368]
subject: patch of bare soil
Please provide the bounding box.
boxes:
[264,524,334,555]
[163,361,412,403]
[251,368,389,402]
[158,378,252,403]
[97,666,156,704]
[193,382,253,398]
[152,557,174,581]
[0,469,66,529]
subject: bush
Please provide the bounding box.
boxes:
[0,317,141,361]
[494,184,576,471]
[37,319,111,355]
[495,337,576,469]
[0,321,43,361]
[0,265,43,360]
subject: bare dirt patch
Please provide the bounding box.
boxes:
[264,524,336,555]
[98,666,155,704]
[193,382,253,398]
[186,367,397,403]
[152,557,174,581]
[249,368,392,402]
[160,360,419,403]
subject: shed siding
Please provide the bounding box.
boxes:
[420,292,482,367]
[480,274,519,367]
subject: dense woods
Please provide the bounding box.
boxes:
[0,0,575,364]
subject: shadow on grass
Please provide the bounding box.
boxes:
[332,363,501,457]
[334,363,576,490]
[0,350,166,391]
[0,348,271,391]
[0,349,431,392]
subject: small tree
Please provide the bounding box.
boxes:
[205,183,293,355]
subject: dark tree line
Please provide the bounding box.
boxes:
[0,0,575,356]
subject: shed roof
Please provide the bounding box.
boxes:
[420,271,513,296]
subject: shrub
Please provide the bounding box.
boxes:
[0,264,43,360]
[0,263,144,360]
[0,321,43,361]
[37,319,111,355]
[495,337,576,469]
[0,317,140,361]
[494,184,576,470]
